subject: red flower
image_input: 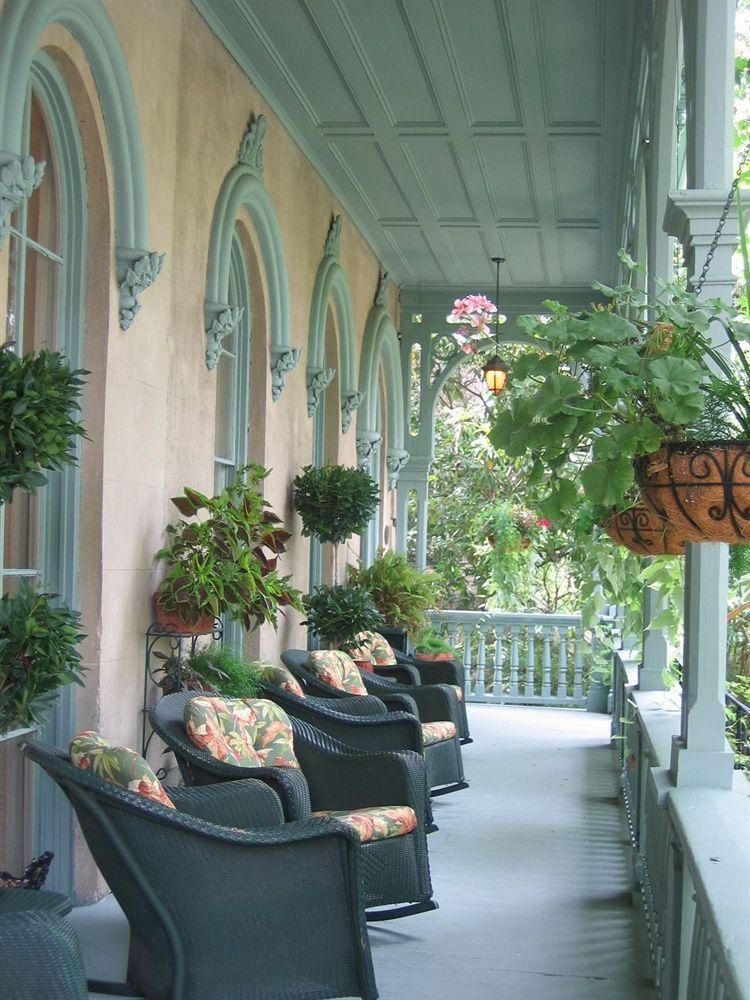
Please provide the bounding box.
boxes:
[537,518,551,529]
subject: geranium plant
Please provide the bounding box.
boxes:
[156,465,302,630]
[490,252,750,519]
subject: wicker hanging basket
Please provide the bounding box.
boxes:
[634,441,750,544]
[603,503,688,556]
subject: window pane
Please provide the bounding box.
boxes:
[214,351,237,462]
[22,247,59,351]
[3,492,41,572]
[25,91,60,256]
[3,234,21,345]
[1,573,40,597]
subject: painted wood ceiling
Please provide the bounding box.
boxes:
[196,0,637,295]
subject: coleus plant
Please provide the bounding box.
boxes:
[489,252,750,519]
[156,464,302,630]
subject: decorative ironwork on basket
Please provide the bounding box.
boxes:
[635,442,750,543]
[603,504,687,556]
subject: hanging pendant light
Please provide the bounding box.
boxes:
[483,255,508,394]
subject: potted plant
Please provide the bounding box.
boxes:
[292,465,380,583]
[490,251,750,544]
[0,582,86,739]
[303,584,384,650]
[414,629,458,662]
[153,645,263,697]
[603,496,686,556]
[155,465,302,633]
[347,549,442,649]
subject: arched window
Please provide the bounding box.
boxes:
[213,230,251,649]
[0,59,87,893]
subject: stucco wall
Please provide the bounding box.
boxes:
[0,0,401,899]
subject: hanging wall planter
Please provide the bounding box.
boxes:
[152,593,216,636]
[603,502,689,556]
[635,441,750,544]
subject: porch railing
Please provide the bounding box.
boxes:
[427,609,600,707]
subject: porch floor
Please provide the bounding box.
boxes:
[74,704,655,1000]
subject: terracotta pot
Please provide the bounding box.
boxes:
[635,441,750,544]
[152,593,216,635]
[352,657,373,673]
[415,651,455,662]
[603,503,687,556]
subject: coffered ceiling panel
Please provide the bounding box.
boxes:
[195,0,637,298]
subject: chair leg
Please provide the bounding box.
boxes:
[430,779,470,797]
[366,899,439,921]
[87,980,144,997]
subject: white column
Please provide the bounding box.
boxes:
[663,0,737,790]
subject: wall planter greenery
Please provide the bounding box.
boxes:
[603,501,688,556]
[490,252,750,546]
[156,465,301,632]
[293,464,380,583]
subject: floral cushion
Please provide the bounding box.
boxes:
[307,650,368,696]
[344,630,397,667]
[257,661,306,699]
[70,732,175,809]
[185,696,300,768]
[312,805,417,843]
[421,720,457,746]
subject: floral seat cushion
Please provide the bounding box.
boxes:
[421,720,457,746]
[312,805,417,843]
[70,732,175,809]
[185,696,299,768]
[307,650,368,696]
[344,630,396,667]
[257,661,306,699]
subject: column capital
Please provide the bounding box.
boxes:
[664,189,740,244]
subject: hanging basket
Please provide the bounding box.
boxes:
[635,441,750,544]
[603,503,687,556]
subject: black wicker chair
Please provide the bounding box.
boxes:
[388,650,472,744]
[0,910,88,1000]
[282,650,468,796]
[24,741,378,1000]
[150,691,437,921]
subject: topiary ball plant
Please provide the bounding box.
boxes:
[292,465,380,582]
[0,581,86,734]
[0,346,87,504]
[347,549,442,634]
[303,584,385,648]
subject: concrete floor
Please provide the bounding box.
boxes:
[72,704,655,1000]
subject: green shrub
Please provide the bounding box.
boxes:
[303,584,384,648]
[348,549,441,633]
[293,465,380,546]
[187,646,263,699]
[0,582,86,733]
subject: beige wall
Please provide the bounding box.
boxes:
[0,0,401,898]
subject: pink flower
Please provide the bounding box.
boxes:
[537,518,551,529]
[461,341,478,355]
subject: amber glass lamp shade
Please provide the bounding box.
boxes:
[483,355,508,394]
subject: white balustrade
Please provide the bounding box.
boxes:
[427,609,604,708]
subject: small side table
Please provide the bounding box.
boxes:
[0,886,72,919]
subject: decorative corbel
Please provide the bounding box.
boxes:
[205,305,244,371]
[386,448,410,490]
[270,344,302,402]
[341,390,365,434]
[323,214,342,258]
[237,113,266,174]
[117,250,165,331]
[374,270,390,307]
[356,429,382,470]
[307,366,336,417]
[0,156,46,248]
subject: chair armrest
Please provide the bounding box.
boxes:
[374,663,421,685]
[307,693,388,716]
[395,682,459,723]
[167,778,286,829]
[411,658,464,688]
[173,756,312,822]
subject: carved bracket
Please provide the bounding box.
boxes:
[270,343,302,401]
[386,448,410,490]
[324,214,342,258]
[374,270,390,306]
[356,429,382,470]
[237,113,266,174]
[307,366,336,417]
[205,305,244,371]
[341,390,365,434]
[118,250,165,331]
[0,155,46,247]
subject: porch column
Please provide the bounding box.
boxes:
[395,456,431,570]
[663,0,737,789]
[640,573,668,691]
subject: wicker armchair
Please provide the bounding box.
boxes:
[0,911,88,1000]
[24,741,378,1000]
[389,650,472,743]
[281,650,468,796]
[150,691,436,921]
